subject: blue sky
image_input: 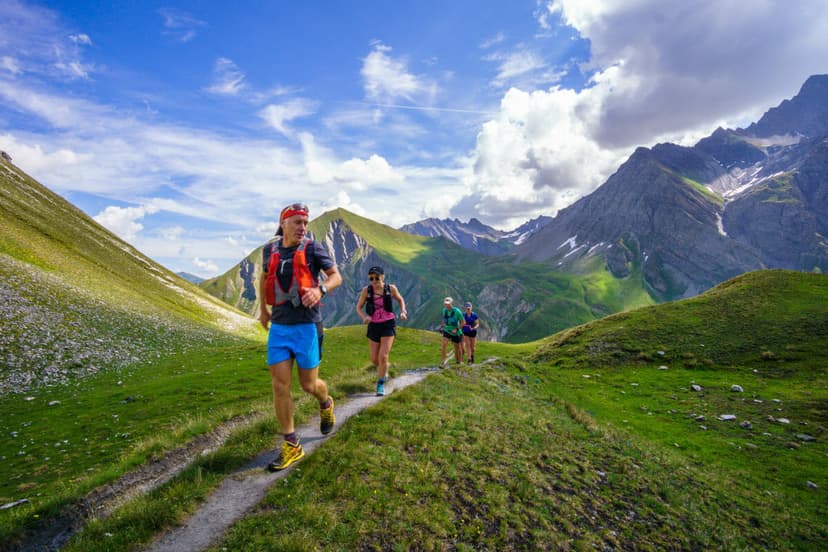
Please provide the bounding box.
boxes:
[1,1,827,277]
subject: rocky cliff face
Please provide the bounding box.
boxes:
[724,138,828,272]
[515,147,763,299]
[513,74,828,300]
[742,75,828,138]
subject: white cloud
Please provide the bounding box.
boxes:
[158,8,206,43]
[256,221,279,237]
[549,0,828,148]
[206,57,246,95]
[250,85,303,104]
[486,49,549,87]
[68,33,92,45]
[480,32,506,49]
[337,154,404,191]
[193,257,219,273]
[462,0,828,227]
[456,83,625,228]
[55,60,92,80]
[160,226,185,240]
[0,1,94,82]
[298,132,404,192]
[361,42,438,104]
[259,99,316,136]
[94,204,161,241]
[0,133,91,171]
[1,56,21,74]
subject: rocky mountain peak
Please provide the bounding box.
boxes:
[741,73,828,139]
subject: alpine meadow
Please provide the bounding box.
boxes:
[2,141,827,551]
[1,4,828,549]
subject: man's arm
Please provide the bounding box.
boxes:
[302,265,342,308]
[258,273,270,330]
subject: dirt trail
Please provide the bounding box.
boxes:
[17,413,263,552]
[146,368,435,552]
[13,368,437,552]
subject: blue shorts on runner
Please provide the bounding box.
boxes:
[267,322,321,369]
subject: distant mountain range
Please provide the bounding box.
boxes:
[202,74,827,339]
[200,208,652,342]
[399,215,552,255]
[177,272,205,285]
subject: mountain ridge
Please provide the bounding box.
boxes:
[0,156,257,394]
[399,215,552,255]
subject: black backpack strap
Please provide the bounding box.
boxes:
[365,284,375,315]
[383,283,393,312]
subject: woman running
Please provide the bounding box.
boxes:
[356,266,408,395]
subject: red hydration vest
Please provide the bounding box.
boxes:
[264,237,317,307]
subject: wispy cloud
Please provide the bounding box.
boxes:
[0,80,111,127]
[193,257,218,273]
[158,8,206,43]
[480,32,505,49]
[361,42,438,104]
[0,0,95,82]
[1,56,21,75]
[205,57,246,95]
[259,99,317,136]
[534,1,559,30]
[485,49,548,87]
[357,101,497,115]
[250,85,304,104]
[68,33,92,45]
[55,60,92,80]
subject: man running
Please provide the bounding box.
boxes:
[259,202,342,471]
[440,297,464,365]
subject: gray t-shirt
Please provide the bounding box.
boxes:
[262,238,335,324]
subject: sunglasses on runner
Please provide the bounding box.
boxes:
[368,275,380,281]
[280,203,309,221]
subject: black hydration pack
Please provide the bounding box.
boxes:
[365,283,393,315]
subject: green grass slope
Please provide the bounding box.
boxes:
[0,158,258,394]
[50,270,827,550]
[531,269,827,368]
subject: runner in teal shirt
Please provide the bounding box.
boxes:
[440,297,464,365]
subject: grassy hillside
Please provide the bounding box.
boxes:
[0,326,442,548]
[202,208,654,342]
[28,269,825,551]
[0,157,258,394]
[531,269,827,368]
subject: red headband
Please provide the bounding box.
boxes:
[280,207,309,221]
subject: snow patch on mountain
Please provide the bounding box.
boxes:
[558,236,578,250]
[716,214,727,237]
[724,169,786,199]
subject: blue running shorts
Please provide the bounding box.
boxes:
[267,322,321,369]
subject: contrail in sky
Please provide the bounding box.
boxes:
[358,102,498,115]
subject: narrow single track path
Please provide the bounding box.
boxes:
[146,368,436,552]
